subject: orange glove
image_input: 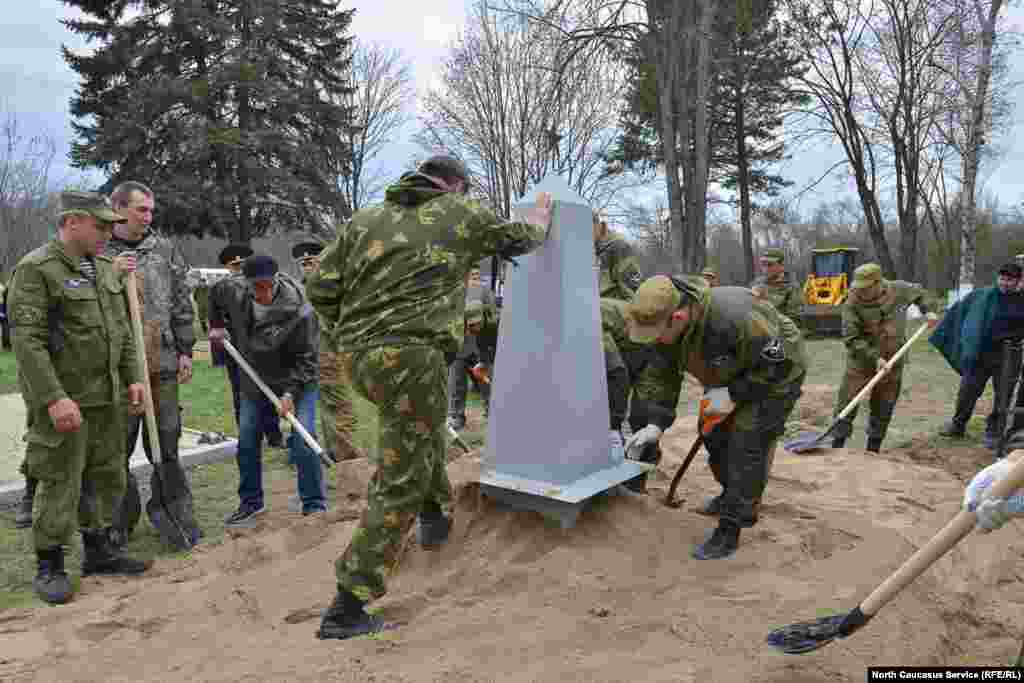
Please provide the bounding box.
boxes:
[698,387,735,436]
[469,363,491,385]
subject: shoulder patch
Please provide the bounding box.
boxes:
[761,337,786,363]
[63,278,89,289]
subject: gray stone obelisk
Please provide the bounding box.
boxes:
[479,174,649,528]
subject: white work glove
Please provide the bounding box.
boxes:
[926,312,939,322]
[698,387,735,435]
[624,424,663,461]
[963,458,1024,532]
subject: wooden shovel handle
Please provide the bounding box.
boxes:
[836,321,931,423]
[126,274,162,462]
[860,453,1024,616]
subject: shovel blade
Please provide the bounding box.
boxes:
[146,460,201,551]
[783,431,831,454]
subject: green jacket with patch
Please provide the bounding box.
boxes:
[635,279,807,430]
[842,280,928,371]
[750,272,802,323]
[8,240,139,411]
[595,231,642,301]
[306,173,547,356]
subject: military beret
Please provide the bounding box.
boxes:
[219,243,254,266]
[760,248,785,264]
[851,262,883,289]
[242,254,278,280]
[59,191,126,223]
[292,241,324,260]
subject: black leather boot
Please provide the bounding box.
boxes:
[81,529,151,576]
[866,437,883,453]
[692,520,741,560]
[316,587,385,640]
[831,437,846,449]
[14,477,37,529]
[417,501,451,549]
[34,546,72,604]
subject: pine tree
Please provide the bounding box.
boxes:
[62,0,355,241]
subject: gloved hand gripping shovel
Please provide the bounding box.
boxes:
[222,339,335,467]
[784,321,931,454]
[766,454,1024,654]
[664,411,736,508]
[126,274,199,551]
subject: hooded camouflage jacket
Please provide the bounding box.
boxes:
[842,280,928,370]
[8,240,139,410]
[636,279,807,430]
[750,271,802,323]
[104,233,194,375]
[595,230,642,301]
[305,173,547,356]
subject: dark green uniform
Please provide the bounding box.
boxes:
[306,172,546,602]
[632,277,807,529]
[595,230,642,301]
[832,271,929,450]
[8,240,139,551]
[750,272,802,324]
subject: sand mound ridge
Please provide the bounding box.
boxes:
[2,419,1023,682]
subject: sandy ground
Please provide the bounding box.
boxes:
[2,386,1023,682]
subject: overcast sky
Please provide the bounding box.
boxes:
[4,0,1023,220]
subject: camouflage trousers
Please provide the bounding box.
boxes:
[318,345,363,462]
[334,345,453,602]
[832,363,903,442]
[704,378,804,527]
[24,404,127,551]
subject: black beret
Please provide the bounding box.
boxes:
[242,254,278,280]
[219,242,254,266]
[999,263,1023,279]
[292,241,324,260]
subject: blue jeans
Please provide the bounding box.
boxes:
[214,345,282,441]
[236,385,326,513]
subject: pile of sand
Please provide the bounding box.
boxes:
[1,416,1022,682]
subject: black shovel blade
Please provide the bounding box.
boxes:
[147,460,201,551]
[766,613,847,654]
[783,431,831,454]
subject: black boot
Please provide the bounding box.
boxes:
[938,420,965,438]
[34,546,72,604]
[14,477,37,529]
[866,437,883,453]
[417,501,451,549]
[831,437,846,449]
[316,587,385,640]
[81,529,151,576]
[696,494,722,516]
[692,520,741,560]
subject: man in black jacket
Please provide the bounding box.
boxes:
[222,255,326,526]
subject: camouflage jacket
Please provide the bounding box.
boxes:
[457,285,499,362]
[8,240,139,410]
[636,279,807,430]
[600,298,661,380]
[305,173,547,356]
[104,233,194,375]
[595,230,642,301]
[750,272,802,323]
[842,280,928,371]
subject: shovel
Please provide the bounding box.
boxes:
[126,274,199,551]
[784,321,932,454]
[767,452,1024,654]
[221,339,335,468]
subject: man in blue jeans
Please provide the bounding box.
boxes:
[225,254,326,527]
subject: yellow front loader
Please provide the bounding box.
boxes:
[801,247,859,336]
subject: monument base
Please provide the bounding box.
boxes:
[479,460,652,529]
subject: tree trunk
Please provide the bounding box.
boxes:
[735,59,753,283]
[650,0,685,270]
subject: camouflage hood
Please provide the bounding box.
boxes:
[383,173,448,208]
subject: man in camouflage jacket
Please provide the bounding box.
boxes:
[447,267,499,430]
[8,191,150,604]
[94,181,196,547]
[831,263,938,452]
[593,211,642,301]
[750,247,802,324]
[305,155,551,641]
[625,275,807,560]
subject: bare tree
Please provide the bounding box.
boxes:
[0,111,60,276]
[339,42,415,213]
[419,1,651,218]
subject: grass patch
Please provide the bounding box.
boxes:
[0,350,17,393]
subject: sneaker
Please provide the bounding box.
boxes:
[302,505,328,517]
[225,502,266,528]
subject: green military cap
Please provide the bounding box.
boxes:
[292,241,324,261]
[59,191,126,223]
[465,300,485,325]
[851,262,883,289]
[759,248,785,264]
[626,275,683,344]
